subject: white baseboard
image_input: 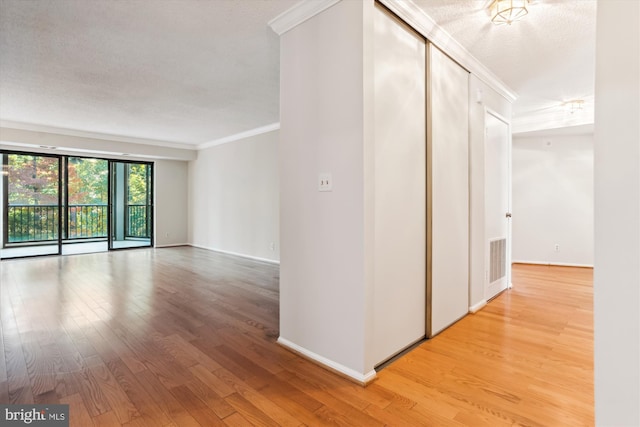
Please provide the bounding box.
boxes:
[277,337,376,386]
[512,260,593,268]
[155,243,190,248]
[469,300,487,313]
[190,244,280,265]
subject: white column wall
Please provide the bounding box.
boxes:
[278,0,372,380]
[594,0,640,424]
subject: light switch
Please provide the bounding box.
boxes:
[318,173,332,192]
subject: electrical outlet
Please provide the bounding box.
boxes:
[554,243,560,252]
[269,242,275,251]
[318,173,332,192]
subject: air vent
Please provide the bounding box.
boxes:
[489,238,507,283]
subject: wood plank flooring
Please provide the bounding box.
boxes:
[0,248,593,426]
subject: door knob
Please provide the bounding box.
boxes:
[506,212,512,218]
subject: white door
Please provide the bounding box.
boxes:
[485,111,511,300]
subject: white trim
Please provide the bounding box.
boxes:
[268,0,340,36]
[197,123,280,150]
[378,0,517,103]
[154,243,190,248]
[0,140,170,161]
[277,337,377,385]
[190,244,280,265]
[512,260,594,268]
[513,123,595,138]
[0,120,196,151]
[484,108,511,128]
[512,113,594,135]
[469,300,487,313]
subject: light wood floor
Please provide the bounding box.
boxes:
[0,247,593,426]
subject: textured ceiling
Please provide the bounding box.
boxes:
[0,0,596,147]
[413,0,597,133]
[0,0,297,146]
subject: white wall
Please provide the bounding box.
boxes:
[511,133,594,266]
[279,0,372,381]
[468,75,512,309]
[188,130,279,263]
[155,160,189,247]
[594,0,640,424]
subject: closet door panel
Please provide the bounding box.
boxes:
[428,45,470,337]
[372,4,427,365]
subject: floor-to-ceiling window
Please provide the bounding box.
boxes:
[61,156,110,255]
[0,151,153,259]
[1,152,61,257]
[110,161,153,250]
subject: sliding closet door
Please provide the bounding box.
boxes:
[372,4,426,365]
[427,45,470,337]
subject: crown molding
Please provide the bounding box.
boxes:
[0,140,171,161]
[0,126,197,161]
[512,108,594,134]
[378,0,518,103]
[0,120,281,156]
[197,123,280,150]
[0,120,196,151]
[513,123,594,138]
[268,0,340,35]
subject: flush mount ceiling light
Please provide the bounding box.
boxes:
[563,99,585,114]
[489,0,530,25]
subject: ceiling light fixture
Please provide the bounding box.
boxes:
[489,0,530,25]
[563,99,585,114]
